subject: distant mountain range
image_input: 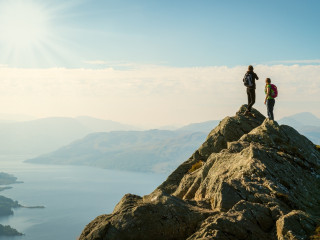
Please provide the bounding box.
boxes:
[26,130,208,173]
[279,112,320,127]
[0,116,138,155]
[25,112,320,173]
[158,120,220,132]
[176,120,220,133]
[25,120,222,173]
[278,112,320,144]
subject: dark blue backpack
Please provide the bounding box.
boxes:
[243,73,253,87]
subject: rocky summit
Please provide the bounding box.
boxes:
[79,106,320,240]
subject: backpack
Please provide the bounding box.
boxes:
[265,84,278,98]
[270,84,278,98]
[243,73,253,87]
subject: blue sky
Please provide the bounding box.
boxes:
[1,0,320,68]
[61,0,320,67]
[0,0,319,126]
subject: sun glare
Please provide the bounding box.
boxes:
[0,1,80,67]
[0,1,50,48]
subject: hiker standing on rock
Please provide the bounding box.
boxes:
[243,65,259,116]
[264,78,277,120]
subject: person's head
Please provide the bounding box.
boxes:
[248,65,254,71]
[266,78,271,84]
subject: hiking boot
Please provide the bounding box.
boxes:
[244,110,250,116]
[244,110,255,118]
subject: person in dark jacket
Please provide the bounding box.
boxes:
[243,65,259,116]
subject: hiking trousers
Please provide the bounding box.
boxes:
[246,88,256,112]
[267,99,275,120]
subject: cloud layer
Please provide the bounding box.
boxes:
[0,64,319,127]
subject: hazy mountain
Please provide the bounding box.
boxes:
[157,120,221,132]
[279,112,320,144]
[25,119,221,172]
[177,120,220,133]
[157,124,182,131]
[76,116,140,132]
[26,130,207,173]
[0,117,137,155]
[279,112,320,127]
[0,172,20,185]
[297,125,320,145]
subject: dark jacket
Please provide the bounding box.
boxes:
[244,71,259,89]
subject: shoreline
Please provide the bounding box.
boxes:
[0,172,44,237]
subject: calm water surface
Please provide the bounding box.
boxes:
[0,156,167,240]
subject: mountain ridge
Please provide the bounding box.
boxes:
[26,129,207,173]
[79,105,320,240]
[0,116,138,155]
[279,112,320,145]
[176,120,220,133]
[279,112,320,127]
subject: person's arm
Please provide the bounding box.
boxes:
[255,73,259,80]
[264,85,270,104]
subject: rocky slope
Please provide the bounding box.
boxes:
[79,106,320,240]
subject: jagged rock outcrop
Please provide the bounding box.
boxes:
[79,106,320,240]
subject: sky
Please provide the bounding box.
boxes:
[0,0,319,127]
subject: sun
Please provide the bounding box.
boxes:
[0,1,84,67]
[0,1,50,48]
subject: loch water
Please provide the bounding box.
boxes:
[0,156,166,240]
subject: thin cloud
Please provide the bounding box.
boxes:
[268,59,320,64]
[0,64,319,127]
[83,60,139,68]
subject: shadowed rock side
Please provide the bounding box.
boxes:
[79,106,320,240]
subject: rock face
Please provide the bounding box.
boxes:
[79,106,320,240]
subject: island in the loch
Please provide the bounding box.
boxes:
[0,172,23,185]
[0,224,23,236]
[0,195,20,216]
[0,172,43,236]
[0,186,12,192]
